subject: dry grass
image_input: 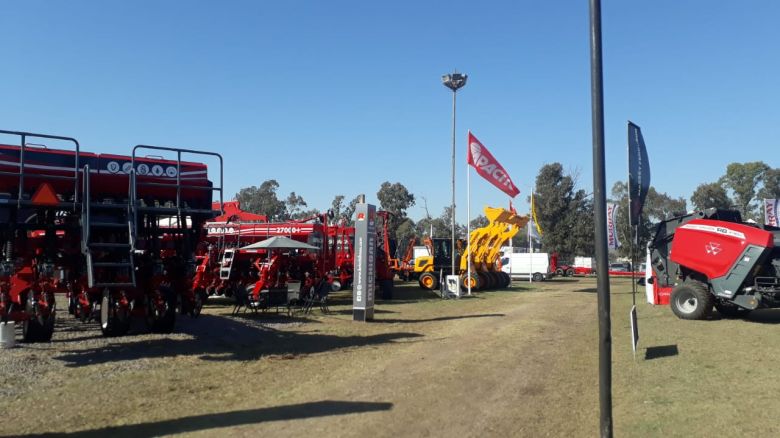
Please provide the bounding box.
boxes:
[1,277,778,437]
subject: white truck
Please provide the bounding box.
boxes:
[500,252,551,281]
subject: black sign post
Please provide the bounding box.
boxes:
[589,1,613,436]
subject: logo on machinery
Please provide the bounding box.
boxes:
[705,241,722,256]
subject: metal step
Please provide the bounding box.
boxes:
[90,222,128,228]
[92,262,132,268]
[92,282,135,288]
[89,242,131,249]
[90,202,129,210]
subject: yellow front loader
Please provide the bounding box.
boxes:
[414,206,528,291]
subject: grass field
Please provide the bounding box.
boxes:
[1,277,778,437]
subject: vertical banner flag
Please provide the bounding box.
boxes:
[530,193,543,236]
[764,199,779,226]
[606,202,621,249]
[467,132,520,198]
[627,122,651,228]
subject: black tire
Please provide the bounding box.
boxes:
[191,289,207,318]
[555,268,564,276]
[500,272,511,288]
[418,272,438,290]
[100,290,130,337]
[714,301,749,319]
[147,287,176,333]
[22,295,55,343]
[532,272,543,282]
[460,272,481,291]
[670,280,714,320]
[566,268,575,277]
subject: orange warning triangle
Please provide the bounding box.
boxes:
[31,183,59,206]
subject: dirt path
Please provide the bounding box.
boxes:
[2,279,600,437]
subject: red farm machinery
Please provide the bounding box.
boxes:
[0,129,222,341]
[192,203,355,311]
[649,208,780,319]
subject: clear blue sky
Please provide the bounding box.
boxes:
[2,1,778,223]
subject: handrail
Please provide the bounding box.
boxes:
[130,144,224,218]
[0,129,80,209]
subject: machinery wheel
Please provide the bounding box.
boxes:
[460,272,481,292]
[670,280,714,320]
[566,268,575,277]
[191,288,207,318]
[418,272,438,290]
[146,287,176,333]
[330,280,342,292]
[22,294,55,343]
[100,289,130,337]
[555,268,564,276]
[500,272,511,288]
[488,272,501,290]
[532,272,544,282]
[714,301,749,318]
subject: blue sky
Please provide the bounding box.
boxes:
[1,1,778,223]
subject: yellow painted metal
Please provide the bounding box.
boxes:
[460,206,529,274]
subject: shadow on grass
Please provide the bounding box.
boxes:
[372,313,504,324]
[741,309,780,325]
[32,400,393,437]
[644,344,679,360]
[53,314,422,367]
[574,288,597,293]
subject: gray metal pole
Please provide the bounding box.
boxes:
[589,0,613,436]
[451,89,457,276]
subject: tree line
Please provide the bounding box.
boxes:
[233,161,779,261]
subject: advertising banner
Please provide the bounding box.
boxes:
[606,202,621,249]
[467,132,520,198]
[353,203,376,321]
[764,198,779,227]
[628,122,651,228]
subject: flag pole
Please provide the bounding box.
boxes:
[467,132,472,296]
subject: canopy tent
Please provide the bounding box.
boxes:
[239,236,319,251]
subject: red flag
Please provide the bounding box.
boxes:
[467,132,520,198]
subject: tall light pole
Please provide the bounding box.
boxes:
[442,72,467,276]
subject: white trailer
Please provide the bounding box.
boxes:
[500,252,550,281]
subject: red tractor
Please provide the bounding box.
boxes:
[0,129,222,341]
[649,208,780,319]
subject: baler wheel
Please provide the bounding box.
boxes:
[565,268,575,277]
[671,280,714,320]
[99,289,130,337]
[418,272,438,290]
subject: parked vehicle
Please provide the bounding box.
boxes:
[500,252,551,281]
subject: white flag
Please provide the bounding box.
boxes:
[764,199,779,227]
[528,219,541,242]
[607,203,621,249]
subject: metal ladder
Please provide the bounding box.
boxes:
[219,248,235,280]
[81,165,136,289]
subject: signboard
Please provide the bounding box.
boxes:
[630,305,639,358]
[353,203,376,321]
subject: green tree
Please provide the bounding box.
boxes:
[690,182,732,211]
[469,215,489,229]
[234,179,286,220]
[719,161,770,220]
[284,191,308,220]
[756,167,780,200]
[377,182,416,239]
[533,163,593,259]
